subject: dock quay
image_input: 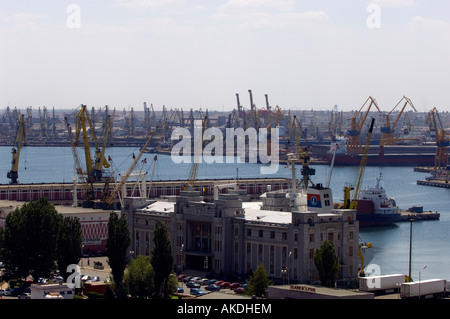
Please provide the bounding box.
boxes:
[0,177,291,203]
[414,167,436,173]
[417,179,450,188]
[399,210,440,221]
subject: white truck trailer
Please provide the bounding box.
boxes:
[359,274,406,294]
[400,279,446,299]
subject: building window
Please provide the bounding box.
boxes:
[328,232,334,242]
[294,233,298,242]
[258,230,263,238]
[349,246,353,257]
[282,232,287,240]
[309,234,314,242]
[247,229,252,237]
[270,231,275,239]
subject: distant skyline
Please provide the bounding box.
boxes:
[1,0,450,113]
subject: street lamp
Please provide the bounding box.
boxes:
[419,265,427,298]
[408,216,414,282]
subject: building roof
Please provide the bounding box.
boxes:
[140,201,175,213]
[243,202,292,225]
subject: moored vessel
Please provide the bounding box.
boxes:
[354,173,402,227]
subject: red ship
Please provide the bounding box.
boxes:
[325,140,438,166]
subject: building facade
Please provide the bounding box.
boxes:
[124,185,360,284]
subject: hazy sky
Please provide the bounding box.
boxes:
[1,0,450,113]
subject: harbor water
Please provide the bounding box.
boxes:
[0,146,449,282]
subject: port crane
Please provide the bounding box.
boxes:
[288,115,316,190]
[346,97,380,155]
[344,117,376,210]
[426,107,450,169]
[380,96,417,146]
[73,104,111,183]
[184,116,208,191]
[7,114,26,184]
[104,127,159,207]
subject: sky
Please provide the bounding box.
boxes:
[1,0,450,113]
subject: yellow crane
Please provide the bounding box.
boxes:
[344,117,376,210]
[7,114,26,184]
[74,105,110,182]
[380,96,417,146]
[426,107,450,169]
[346,97,380,155]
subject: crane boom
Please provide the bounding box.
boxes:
[7,114,26,184]
[288,115,315,190]
[349,117,376,210]
[105,126,159,205]
[185,116,208,191]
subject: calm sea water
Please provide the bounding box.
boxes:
[0,146,449,281]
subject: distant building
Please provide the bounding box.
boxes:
[0,200,116,253]
[124,182,359,284]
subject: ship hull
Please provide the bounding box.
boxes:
[322,144,440,166]
[357,213,402,227]
[326,153,436,166]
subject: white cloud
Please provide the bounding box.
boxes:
[219,0,295,12]
[114,0,186,9]
[213,0,328,30]
[409,16,450,32]
[369,0,417,7]
[0,12,47,31]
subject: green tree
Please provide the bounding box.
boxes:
[313,240,340,288]
[247,263,272,298]
[56,216,82,281]
[2,198,62,281]
[151,221,173,299]
[124,255,154,299]
[106,212,131,298]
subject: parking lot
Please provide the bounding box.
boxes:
[177,274,250,298]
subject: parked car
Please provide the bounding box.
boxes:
[81,275,91,282]
[230,283,241,289]
[219,281,230,288]
[177,287,184,294]
[91,276,100,282]
[186,281,200,289]
[191,277,201,284]
[205,284,221,291]
[207,279,217,285]
[190,288,205,296]
[177,274,186,282]
[200,278,210,285]
[182,276,193,283]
